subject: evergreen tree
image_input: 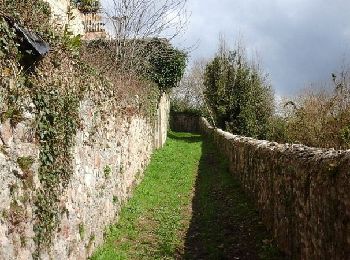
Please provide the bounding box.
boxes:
[204,41,273,138]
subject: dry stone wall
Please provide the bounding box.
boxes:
[172,114,350,259]
[0,93,169,260]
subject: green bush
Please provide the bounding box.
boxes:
[144,39,187,91]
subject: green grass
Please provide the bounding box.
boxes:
[91,131,283,260]
[91,132,203,260]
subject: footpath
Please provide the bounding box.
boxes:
[92,132,283,260]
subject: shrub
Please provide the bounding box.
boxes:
[269,77,350,149]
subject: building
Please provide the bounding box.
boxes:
[44,0,109,40]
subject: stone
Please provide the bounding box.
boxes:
[0,93,170,259]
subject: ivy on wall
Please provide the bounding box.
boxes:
[30,64,83,254]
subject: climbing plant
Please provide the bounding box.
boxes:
[29,51,85,254]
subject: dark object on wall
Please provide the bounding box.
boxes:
[13,22,50,56]
[1,14,50,57]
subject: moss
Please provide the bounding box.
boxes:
[79,223,85,239]
[17,156,34,173]
[112,195,119,205]
[1,106,24,127]
[104,165,112,178]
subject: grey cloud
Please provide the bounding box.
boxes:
[174,0,350,96]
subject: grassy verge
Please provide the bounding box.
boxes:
[91,131,283,259]
[91,132,203,259]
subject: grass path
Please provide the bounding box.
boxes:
[92,132,282,260]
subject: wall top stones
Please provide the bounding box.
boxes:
[187,115,349,160]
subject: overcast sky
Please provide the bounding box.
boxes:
[173,0,350,96]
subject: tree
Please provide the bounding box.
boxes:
[171,59,207,111]
[98,0,188,78]
[203,38,274,139]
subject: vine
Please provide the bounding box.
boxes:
[32,86,81,254]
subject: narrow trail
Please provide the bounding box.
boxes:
[92,132,283,260]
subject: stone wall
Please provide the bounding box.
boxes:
[0,93,170,259]
[170,113,200,133]
[172,115,350,259]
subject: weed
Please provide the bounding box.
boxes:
[79,223,85,239]
[104,165,112,178]
[112,196,119,205]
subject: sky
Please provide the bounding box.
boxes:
[173,0,350,97]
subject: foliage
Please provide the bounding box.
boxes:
[0,16,26,127]
[144,39,187,91]
[1,0,51,36]
[82,38,187,93]
[203,41,274,139]
[29,47,86,255]
[81,40,162,120]
[0,16,17,58]
[72,0,100,12]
